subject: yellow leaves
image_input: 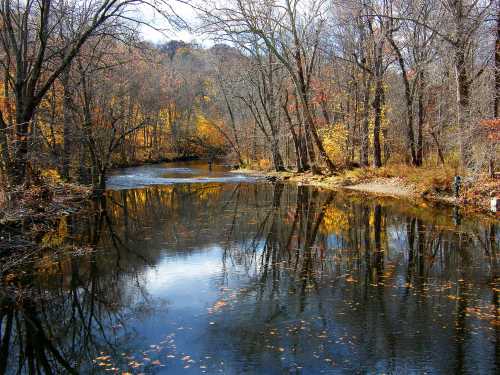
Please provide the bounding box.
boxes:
[41,169,62,184]
[41,216,68,248]
[195,112,225,149]
[321,206,349,233]
[320,122,349,165]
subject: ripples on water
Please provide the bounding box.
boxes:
[106,163,260,189]
[1,162,498,374]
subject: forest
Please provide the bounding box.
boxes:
[0,1,499,374]
[0,0,498,195]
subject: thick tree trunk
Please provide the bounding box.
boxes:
[455,46,472,168]
[271,137,285,172]
[13,110,32,184]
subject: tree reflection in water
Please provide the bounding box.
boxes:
[0,182,498,374]
[0,198,162,374]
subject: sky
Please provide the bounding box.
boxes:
[137,1,205,45]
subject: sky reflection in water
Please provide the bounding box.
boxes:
[1,162,498,374]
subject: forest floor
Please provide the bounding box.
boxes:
[234,165,499,216]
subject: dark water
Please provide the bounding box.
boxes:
[1,162,498,374]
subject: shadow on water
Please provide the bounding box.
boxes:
[0,168,498,374]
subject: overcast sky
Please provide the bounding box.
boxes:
[138,1,205,45]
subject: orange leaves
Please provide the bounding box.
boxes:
[0,80,16,123]
[207,299,227,314]
[480,119,500,141]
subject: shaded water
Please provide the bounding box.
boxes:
[1,162,498,374]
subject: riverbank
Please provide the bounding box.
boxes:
[233,165,499,216]
[1,156,199,221]
[0,177,92,272]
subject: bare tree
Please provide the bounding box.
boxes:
[0,0,181,184]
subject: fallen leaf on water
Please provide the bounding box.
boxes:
[208,300,227,313]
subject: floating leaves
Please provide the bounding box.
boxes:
[208,299,227,314]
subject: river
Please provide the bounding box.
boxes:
[1,161,498,374]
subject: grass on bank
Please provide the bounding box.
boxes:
[243,159,499,213]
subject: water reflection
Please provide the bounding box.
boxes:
[1,177,498,374]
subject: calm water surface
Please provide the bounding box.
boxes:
[1,162,498,374]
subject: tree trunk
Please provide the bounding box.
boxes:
[389,35,417,165]
[61,69,72,180]
[495,2,500,118]
[416,71,425,166]
[271,137,285,172]
[283,98,304,172]
[294,95,312,171]
[0,111,10,175]
[429,130,445,165]
[361,75,370,167]
[293,46,335,174]
[13,110,32,184]
[455,45,472,168]
[372,77,383,168]
[299,90,335,174]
